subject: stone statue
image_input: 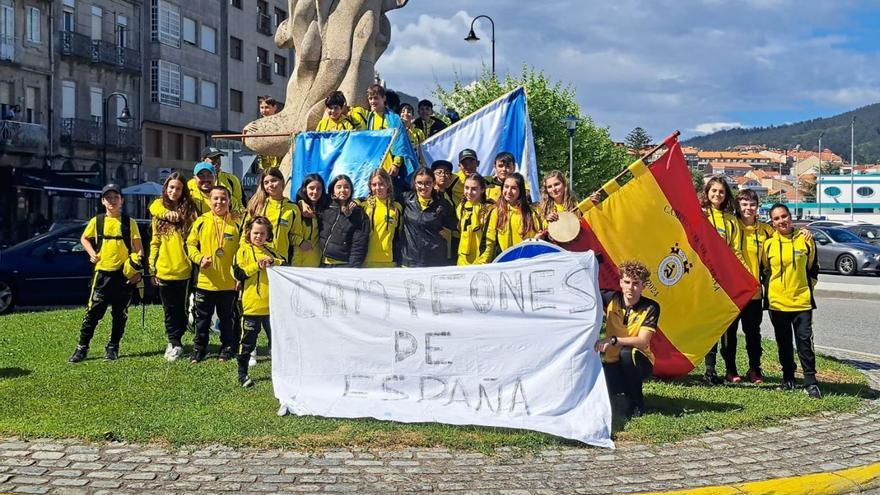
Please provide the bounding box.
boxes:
[242,0,408,179]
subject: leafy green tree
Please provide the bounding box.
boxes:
[691,168,705,193]
[625,127,653,152]
[434,66,628,198]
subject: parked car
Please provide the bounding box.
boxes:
[807,227,880,276]
[844,224,880,246]
[0,219,154,314]
[807,220,870,228]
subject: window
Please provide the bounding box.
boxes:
[62,8,75,32]
[116,15,128,47]
[230,36,242,60]
[61,81,76,119]
[26,7,40,43]
[230,0,242,8]
[274,54,286,76]
[199,25,216,53]
[824,186,842,198]
[169,132,183,160]
[856,186,875,198]
[200,80,216,108]
[90,6,102,41]
[274,8,287,27]
[89,87,103,120]
[230,89,243,112]
[1,6,13,45]
[257,47,270,82]
[63,0,76,6]
[182,75,196,103]
[151,0,180,47]
[182,17,196,44]
[186,135,201,161]
[25,86,39,124]
[151,60,181,106]
[146,128,162,158]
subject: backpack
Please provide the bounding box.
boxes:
[94,213,133,254]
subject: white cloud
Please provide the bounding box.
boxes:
[692,122,745,134]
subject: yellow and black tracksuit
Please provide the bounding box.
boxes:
[187,170,244,213]
[761,229,819,386]
[149,215,193,348]
[413,116,447,138]
[450,170,469,209]
[316,115,357,131]
[478,204,541,263]
[233,243,283,381]
[601,291,660,411]
[177,184,212,216]
[398,191,457,267]
[361,196,403,268]
[186,211,243,359]
[703,207,744,376]
[365,109,405,172]
[291,201,321,267]
[485,176,531,204]
[242,198,298,264]
[78,214,142,350]
[457,201,493,265]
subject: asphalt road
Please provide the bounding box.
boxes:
[760,294,880,357]
[819,272,880,286]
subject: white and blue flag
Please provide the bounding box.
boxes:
[422,87,541,202]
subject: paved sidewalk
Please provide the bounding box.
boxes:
[1,349,878,495]
[815,281,880,300]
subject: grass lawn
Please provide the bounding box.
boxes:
[0,306,873,451]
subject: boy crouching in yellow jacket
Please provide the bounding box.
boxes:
[233,216,284,387]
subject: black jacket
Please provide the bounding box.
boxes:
[399,191,457,267]
[318,202,369,267]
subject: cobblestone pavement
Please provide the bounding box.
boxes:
[2,349,879,495]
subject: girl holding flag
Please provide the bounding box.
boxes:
[361,169,403,268]
[479,173,542,263]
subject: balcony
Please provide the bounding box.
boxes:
[256,13,273,35]
[0,121,48,153]
[1,35,14,62]
[257,63,272,84]
[60,118,142,152]
[60,31,142,75]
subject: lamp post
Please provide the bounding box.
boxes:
[562,115,579,185]
[817,131,824,218]
[464,15,495,76]
[793,144,801,218]
[101,92,134,183]
[851,116,855,221]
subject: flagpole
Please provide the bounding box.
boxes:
[212,132,294,139]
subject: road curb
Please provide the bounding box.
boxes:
[636,462,880,495]
[815,288,880,301]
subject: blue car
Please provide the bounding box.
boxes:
[0,220,153,314]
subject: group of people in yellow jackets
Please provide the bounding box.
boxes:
[700,176,822,399]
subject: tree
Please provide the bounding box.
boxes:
[690,168,705,193]
[625,127,653,152]
[433,66,629,198]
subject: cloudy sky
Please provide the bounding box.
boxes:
[376,0,880,141]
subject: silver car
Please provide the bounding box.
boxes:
[844,224,880,246]
[807,227,880,276]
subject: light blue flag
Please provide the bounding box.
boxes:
[368,110,420,181]
[292,130,395,199]
[421,87,541,202]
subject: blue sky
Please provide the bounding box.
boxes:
[376,0,880,141]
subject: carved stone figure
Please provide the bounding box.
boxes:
[242,0,408,178]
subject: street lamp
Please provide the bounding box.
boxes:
[102,92,134,184]
[817,131,824,218]
[850,116,856,221]
[793,144,801,218]
[562,115,579,185]
[465,15,495,76]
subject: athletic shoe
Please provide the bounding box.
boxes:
[746,368,764,384]
[725,373,742,384]
[239,375,254,388]
[779,379,796,391]
[104,345,119,361]
[68,345,88,363]
[190,346,207,364]
[166,345,183,362]
[249,349,257,367]
[163,343,174,360]
[218,347,234,362]
[804,384,822,399]
[703,370,723,385]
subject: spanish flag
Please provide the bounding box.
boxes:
[571,134,757,377]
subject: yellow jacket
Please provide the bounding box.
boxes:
[182,184,213,216]
[149,218,192,281]
[705,207,741,251]
[83,214,141,273]
[738,219,775,300]
[485,176,531,204]
[316,115,357,131]
[234,243,284,316]
[291,201,321,267]
[478,205,541,263]
[457,201,493,265]
[761,229,818,312]
[243,198,298,263]
[360,196,402,268]
[186,212,242,291]
[187,170,243,212]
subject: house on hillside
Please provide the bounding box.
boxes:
[697,151,771,174]
[710,161,753,177]
[734,176,768,198]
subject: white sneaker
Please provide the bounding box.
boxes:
[163,343,173,360]
[168,345,184,362]
[248,349,257,367]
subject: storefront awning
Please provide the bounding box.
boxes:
[11,168,102,198]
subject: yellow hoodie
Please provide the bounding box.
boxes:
[234,243,284,316]
[361,196,402,268]
[457,201,492,265]
[149,217,192,281]
[243,197,298,264]
[291,201,321,267]
[738,219,775,300]
[186,212,242,292]
[761,229,818,312]
[478,204,541,263]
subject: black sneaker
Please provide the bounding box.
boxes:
[104,345,119,361]
[68,345,88,363]
[703,370,723,385]
[239,375,254,388]
[190,346,207,363]
[629,405,645,418]
[778,379,796,391]
[804,384,822,399]
[218,347,234,362]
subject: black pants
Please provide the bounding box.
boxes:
[705,299,764,373]
[769,310,817,386]
[158,279,189,347]
[237,315,271,377]
[192,289,239,351]
[78,270,133,348]
[604,347,653,409]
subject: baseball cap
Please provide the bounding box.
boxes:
[200,146,224,158]
[458,149,478,161]
[431,160,454,172]
[101,184,122,197]
[193,162,215,176]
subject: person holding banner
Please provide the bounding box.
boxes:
[233,216,284,388]
[148,173,197,362]
[399,166,457,267]
[761,204,821,399]
[244,168,297,264]
[361,169,403,268]
[594,260,659,418]
[185,186,243,363]
[365,84,404,177]
[292,174,327,267]
[538,170,579,225]
[479,173,542,263]
[319,175,369,268]
[316,91,360,131]
[700,175,743,385]
[457,173,493,266]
